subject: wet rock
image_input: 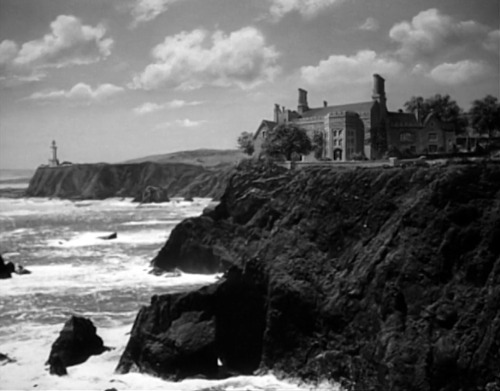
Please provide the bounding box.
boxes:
[14,264,31,275]
[0,352,15,365]
[0,255,15,279]
[134,186,170,203]
[99,232,117,240]
[116,285,219,380]
[47,316,109,376]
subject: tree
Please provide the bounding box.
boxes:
[312,130,325,160]
[404,94,467,132]
[237,131,254,155]
[469,95,500,140]
[261,124,312,161]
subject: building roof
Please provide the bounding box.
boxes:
[300,101,373,118]
[254,119,277,139]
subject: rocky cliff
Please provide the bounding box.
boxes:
[25,162,232,200]
[118,161,500,390]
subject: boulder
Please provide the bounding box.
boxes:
[47,316,109,375]
[99,232,117,240]
[134,186,170,203]
[116,285,219,380]
[0,255,15,279]
[14,264,31,275]
[0,352,15,365]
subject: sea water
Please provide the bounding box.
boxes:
[0,193,340,391]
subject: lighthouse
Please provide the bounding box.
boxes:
[49,140,60,167]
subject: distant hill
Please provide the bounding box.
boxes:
[122,149,247,168]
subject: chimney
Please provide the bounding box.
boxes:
[298,88,309,114]
[274,103,281,123]
[372,74,386,105]
[323,101,328,108]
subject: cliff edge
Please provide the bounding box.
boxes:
[118,161,500,390]
[25,162,232,200]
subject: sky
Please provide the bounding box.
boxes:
[0,0,498,169]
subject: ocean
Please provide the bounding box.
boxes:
[0,176,339,390]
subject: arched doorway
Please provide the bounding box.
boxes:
[333,148,342,161]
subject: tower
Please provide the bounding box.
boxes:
[49,140,59,167]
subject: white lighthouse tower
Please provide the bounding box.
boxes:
[48,140,60,167]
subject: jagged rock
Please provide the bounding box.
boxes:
[116,285,219,380]
[47,316,109,375]
[135,186,170,203]
[99,232,117,240]
[0,352,15,365]
[0,255,15,279]
[14,264,31,275]
[124,161,500,390]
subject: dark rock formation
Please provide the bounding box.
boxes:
[0,352,15,365]
[134,185,170,203]
[0,255,15,279]
[14,264,31,275]
[47,316,108,375]
[120,160,500,390]
[26,162,233,200]
[99,232,117,240]
[116,285,219,380]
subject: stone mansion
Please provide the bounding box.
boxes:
[253,74,457,161]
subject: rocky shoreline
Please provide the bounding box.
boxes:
[25,162,233,200]
[117,160,500,390]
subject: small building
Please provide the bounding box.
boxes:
[253,74,458,161]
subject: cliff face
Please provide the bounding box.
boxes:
[25,162,232,200]
[119,161,500,390]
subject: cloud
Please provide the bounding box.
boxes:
[0,15,112,84]
[27,83,124,103]
[300,50,403,89]
[268,0,344,20]
[154,118,207,130]
[0,40,18,65]
[428,60,490,85]
[133,99,203,114]
[389,8,487,61]
[130,0,180,26]
[484,29,500,52]
[130,27,280,90]
[359,17,379,31]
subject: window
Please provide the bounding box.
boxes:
[262,130,266,138]
[338,130,343,137]
[333,130,337,137]
[428,145,438,153]
[428,133,437,142]
[400,132,415,142]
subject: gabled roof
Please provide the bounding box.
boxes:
[300,101,373,118]
[254,119,277,139]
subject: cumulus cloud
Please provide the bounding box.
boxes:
[0,15,112,84]
[130,27,280,90]
[484,29,500,52]
[359,17,379,32]
[269,0,344,20]
[300,50,403,89]
[130,0,180,26]
[428,60,490,85]
[154,118,207,130]
[27,83,124,103]
[389,8,487,61]
[133,99,203,114]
